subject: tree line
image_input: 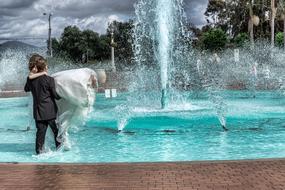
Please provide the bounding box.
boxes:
[197,0,285,51]
[51,20,133,69]
[52,0,285,67]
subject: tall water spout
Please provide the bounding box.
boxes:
[133,0,188,109]
[157,0,174,109]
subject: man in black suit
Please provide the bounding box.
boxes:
[24,54,61,154]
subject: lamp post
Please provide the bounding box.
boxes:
[43,13,53,57]
[110,24,116,72]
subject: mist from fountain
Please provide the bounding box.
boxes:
[0,49,30,91]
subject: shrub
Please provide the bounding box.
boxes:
[233,33,249,47]
[276,32,284,47]
[200,28,228,51]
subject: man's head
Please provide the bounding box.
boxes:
[28,54,47,73]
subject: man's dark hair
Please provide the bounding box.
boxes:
[28,54,47,72]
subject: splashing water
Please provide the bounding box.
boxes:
[118,118,129,131]
[132,0,230,130]
[0,50,28,90]
[133,0,190,109]
[157,0,174,108]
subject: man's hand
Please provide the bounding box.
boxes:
[90,75,98,89]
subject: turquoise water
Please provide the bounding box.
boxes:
[0,91,285,163]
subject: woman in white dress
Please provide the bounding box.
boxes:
[29,67,98,150]
[52,68,98,150]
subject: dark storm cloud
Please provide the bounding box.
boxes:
[1,0,37,9]
[45,0,208,26]
[52,0,136,19]
[0,0,208,45]
[0,9,19,17]
[0,0,37,18]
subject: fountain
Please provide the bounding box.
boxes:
[131,0,229,130]
[133,0,190,109]
[157,0,174,109]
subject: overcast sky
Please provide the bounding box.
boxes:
[0,0,208,46]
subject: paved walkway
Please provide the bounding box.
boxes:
[0,159,285,190]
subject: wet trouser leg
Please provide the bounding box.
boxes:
[35,121,48,154]
[35,120,61,154]
[47,120,61,149]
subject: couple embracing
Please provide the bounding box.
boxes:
[24,54,98,155]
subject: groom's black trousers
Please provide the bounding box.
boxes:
[35,119,61,154]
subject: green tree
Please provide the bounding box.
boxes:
[81,29,100,62]
[96,34,111,61]
[278,0,285,48]
[200,28,228,51]
[204,0,249,36]
[51,20,135,65]
[60,26,83,62]
[51,38,60,56]
[204,0,278,42]
[205,0,226,26]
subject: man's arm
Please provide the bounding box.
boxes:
[49,77,61,100]
[29,71,47,79]
[24,78,31,92]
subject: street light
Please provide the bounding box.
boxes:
[110,22,116,72]
[43,12,53,57]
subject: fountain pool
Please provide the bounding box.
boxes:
[0,91,285,163]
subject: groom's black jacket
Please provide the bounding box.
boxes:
[24,75,61,121]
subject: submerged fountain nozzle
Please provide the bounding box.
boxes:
[222,125,228,131]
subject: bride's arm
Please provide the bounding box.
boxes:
[29,71,47,79]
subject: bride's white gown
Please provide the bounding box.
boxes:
[51,68,97,150]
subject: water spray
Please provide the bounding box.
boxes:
[161,88,167,109]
